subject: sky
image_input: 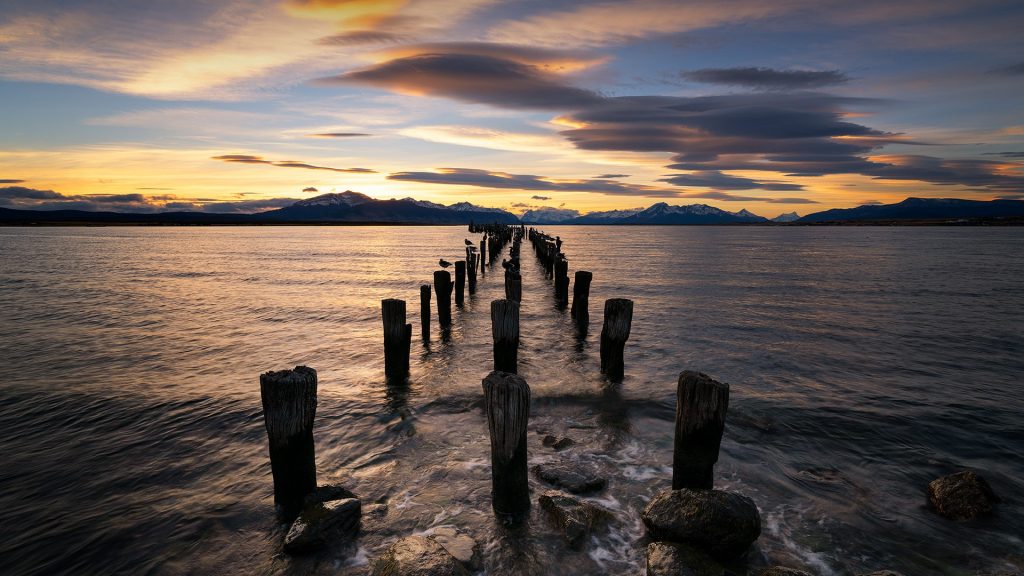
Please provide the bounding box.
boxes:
[0,0,1022,218]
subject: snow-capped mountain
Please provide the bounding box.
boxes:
[520,207,581,223]
[772,211,800,222]
[260,192,519,224]
[292,191,372,207]
[570,202,767,224]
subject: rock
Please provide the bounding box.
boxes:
[371,535,468,576]
[542,435,575,450]
[283,497,361,555]
[532,462,606,494]
[642,488,761,560]
[538,491,613,549]
[646,542,727,576]
[427,527,481,571]
[305,483,358,506]
[857,572,905,576]
[752,568,814,576]
[927,470,1000,520]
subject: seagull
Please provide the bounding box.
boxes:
[464,239,473,245]
[439,259,452,268]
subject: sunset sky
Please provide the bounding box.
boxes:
[1,0,1022,218]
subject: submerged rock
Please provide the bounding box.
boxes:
[927,470,1000,520]
[753,568,813,576]
[371,535,468,576]
[542,435,575,450]
[532,462,606,494]
[283,497,361,555]
[538,491,613,549]
[642,488,761,560]
[305,483,358,505]
[427,527,481,571]
[646,542,727,576]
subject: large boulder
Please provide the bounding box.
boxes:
[538,491,613,549]
[753,568,813,576]
[646,542,727,576]
[642,488,761,560]
[532,462,606,494]
[283,497,361,555]
[927,470,1000,520]
[371,535,468,576]
[427,527,481,572]
[542,435,575,450]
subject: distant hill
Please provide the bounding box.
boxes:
[542,202,768,224]
[772,211,800,223]
[798,197,1024,223]
[0,191,519,225]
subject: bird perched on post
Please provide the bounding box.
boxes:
[464,239,473,246]
[439,259,452,268]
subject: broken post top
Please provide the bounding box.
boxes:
[602,298,634,339]
[676,371,730,434]
[259,366,318,443]
[491,299,520,341]
[381,298,407,330]
[482,370,531,461]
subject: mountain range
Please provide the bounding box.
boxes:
[1,192,1022,225]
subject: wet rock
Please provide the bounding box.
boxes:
[305,483,358,506]
[927,470,1000,520]
[283,497,361,555]
[857,571,905,576]
[753,568,813,576]
[538,491,613,549]
[427,527,481,571]
[542,435,575,450]
[642,488,761,560]
[371,535,468,576]
[646,542,727,576]
[532,462,606,494]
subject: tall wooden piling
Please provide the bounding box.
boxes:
[467,250,478,295]
[554,255,569,307]
[482,370,531,519]
[259,366,318,522]
[599,298,633,382]
[420,284,431,340]
[491,299,520,373]
[382,299,411,379]
[505,271,522,303]
[480,238,487,273]
[433,270,453,329]
[570,271,592,326]
[673,371,730,490]
[455,261,466,307]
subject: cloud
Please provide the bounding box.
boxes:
[211,154,375,173]
[387,167,682,197]
[1,179,26,184]
[303,186,318,192]
[316,30,404,46]
[308,132,372,138]
[659,170,804,190]
[984,152,1024,158]
[0,186,64,200]
[595,173,629,179]
[991,62,1024,76]
[682,67,850,90]
[866,155,1024,192]
[531,195,551,200]
[372,42,606,72]
[322,53,604,109]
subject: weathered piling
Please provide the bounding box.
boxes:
[673,371,730,490]
[455,261,466,307]
[554,255,569,307]
[480,238,487,274]
[491,299,520,373]
[419,285,430,340]
[570,271,592,326]
[382,299,411,379]
[599,298,634,381]
[504,270,522,303]
[433,270,453,329]
[467,249,478,295]
[259,366,318,522]
[482,370,531,519]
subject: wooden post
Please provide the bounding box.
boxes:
[467,252,478,294]
[673,371,730,490]
[480,238,487,274]
[599,298,633,382]
[570,271,592,326]
[554,255,569,307]
[434,270,453,329]
[259,366,318,522]
[420,284,430,340]
[504,271,522,303]
[382,299,411,379]
[455,260,466,307]
[491,299,520,373]
[482,370,531,519]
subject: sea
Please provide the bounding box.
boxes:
[0,225,1021,575]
